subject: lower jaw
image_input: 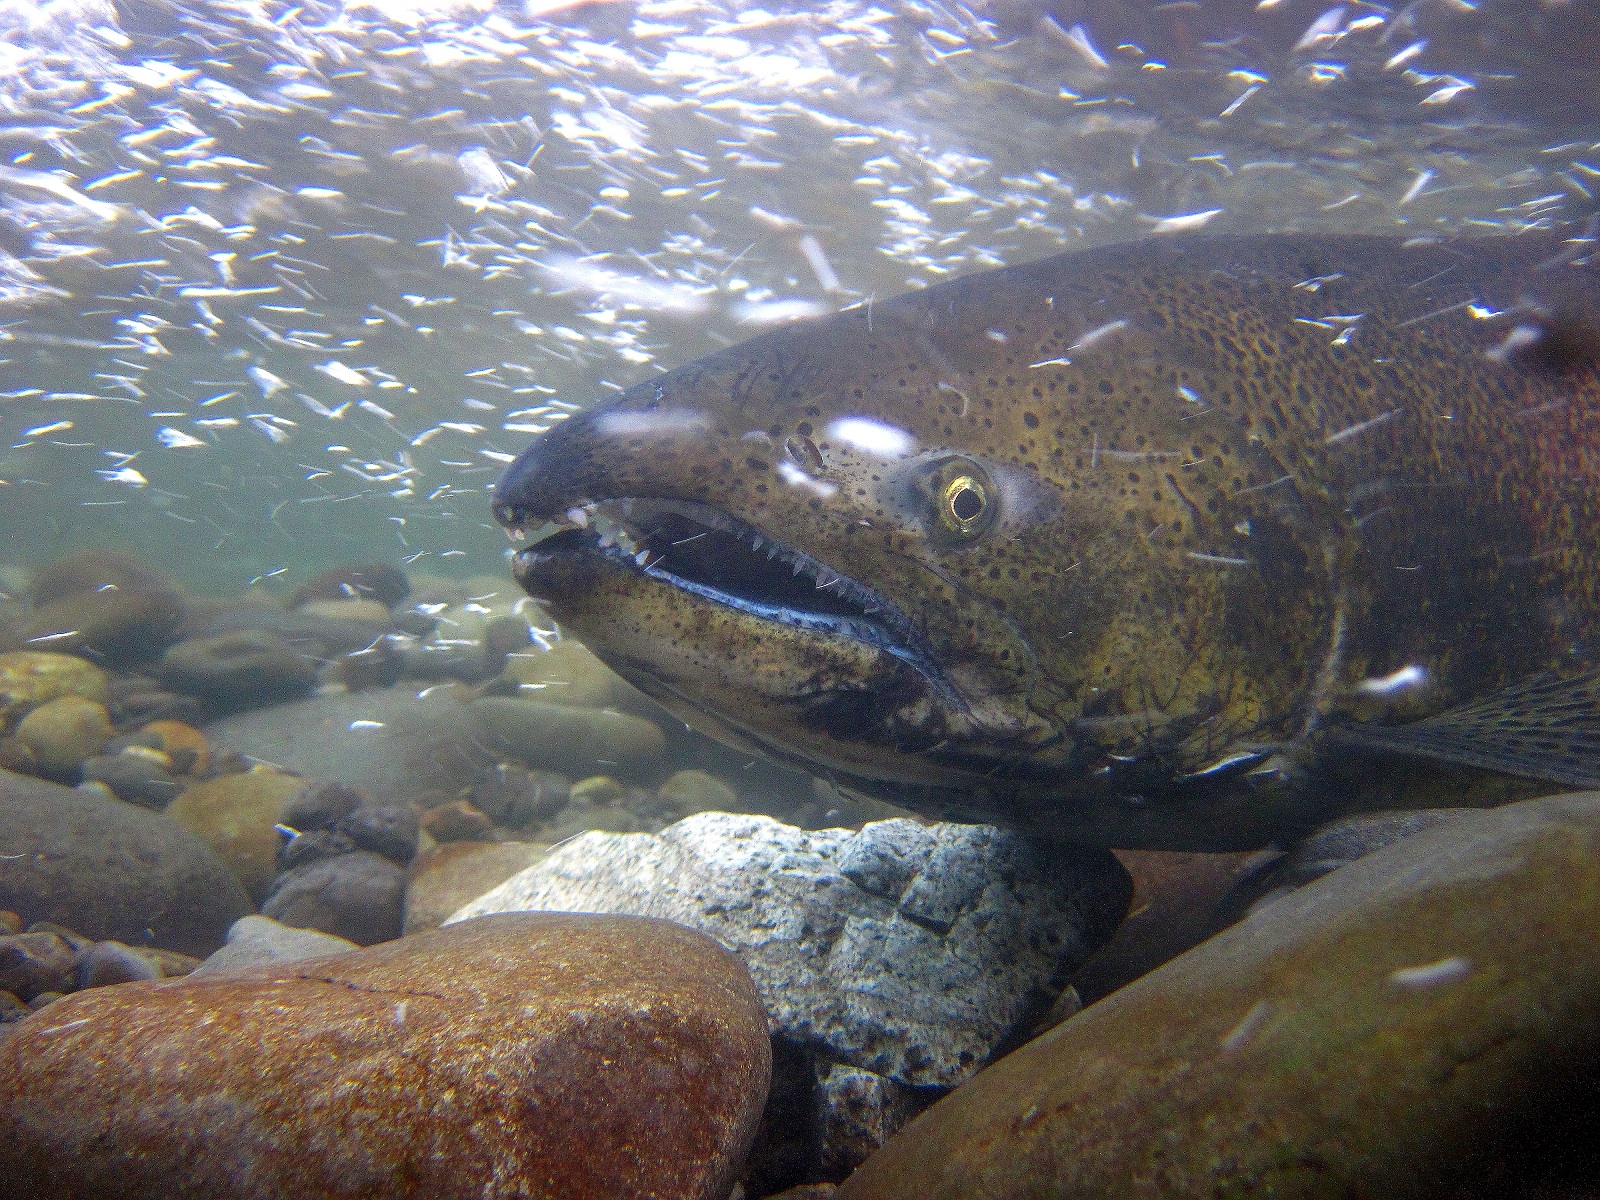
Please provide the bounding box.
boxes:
[510,544,982,785]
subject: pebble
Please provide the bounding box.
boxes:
[470,763,570,827]
[262,850,406,946]
[420,798,497,843]
[78,753,183,810]
[403,841,550,934]
[0,651,108,723]
[816,1065,926,1182]
[0,738,36,776]
[1221,809,1465,918]
[334,801,420,865]
[658,768,740,815]
[14,696,111,777]
[0,770,249,957]
[277,828,358,871]
[190,915,358,978]
[157,630,319,706]
[104,678,202,727]
[0,991,26,1024]
[139,720,211,775]
[164,769,308,902]
[835,792,1600,1200]
[0,932,77,1002]
[74,940,164,989]
[0,913,771,1200]
[280,780,364,831]
[499,639,639,709]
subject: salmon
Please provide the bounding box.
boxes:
[493,231,1600,849]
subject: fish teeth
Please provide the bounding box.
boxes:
[566,506,588,529]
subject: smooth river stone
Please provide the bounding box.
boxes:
[0,912,771,1200]
[837,791,1600,1200]
[0,769,250,957]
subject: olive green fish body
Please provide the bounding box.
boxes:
[494,233,1600,849]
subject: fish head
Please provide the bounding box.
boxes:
[492,305,1098,788]
[493,250,1331,798]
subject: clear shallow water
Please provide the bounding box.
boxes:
[0,0,1594,595]
[3,3,1600,1194]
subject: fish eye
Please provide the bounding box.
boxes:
[927,457,997,541]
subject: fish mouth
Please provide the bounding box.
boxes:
[506,497,942,674]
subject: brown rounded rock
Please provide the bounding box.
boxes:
[837,792,1600,1200]
[164,769,306,902]
[0,912,772,1200]
[0,651,108,723]
[15,696,111,776]
[139,720,211,775]
[403,841,550,934]
[420,798,496,843]
[15,586,186,668]
[0,770,250,957]
[157,630,319,705]
[261,850,405,946]
[469,696,666,780]
[289,563,410,609]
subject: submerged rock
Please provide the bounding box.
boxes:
[261,850,406,946]
[1070,847,1261,1005]
[165,769,307,903]
[449,812,1130,1089]
[78,752,183,810]
[289,563,410,609]
[419,798,496,843]
[0,652,108,723]
[11,554,187,668]
[190,915,358,977]
[403,841,550,934]
[0,770,249,957]
[836,791,1600,1200]
[203,689,499,803]
[158,629,319,706]
[14,695,111,777]
[469,696,666,781]
[0,913,771,1200]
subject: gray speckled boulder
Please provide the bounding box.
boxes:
[448,812,1130,1089]
[0,769,251,957]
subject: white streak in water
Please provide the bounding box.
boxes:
[1390,956,1472,989]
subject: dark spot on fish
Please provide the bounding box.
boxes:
[1024,411,1040,428]
[1511,311,1600,375]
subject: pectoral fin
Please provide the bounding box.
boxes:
[1328,671,1600,789]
